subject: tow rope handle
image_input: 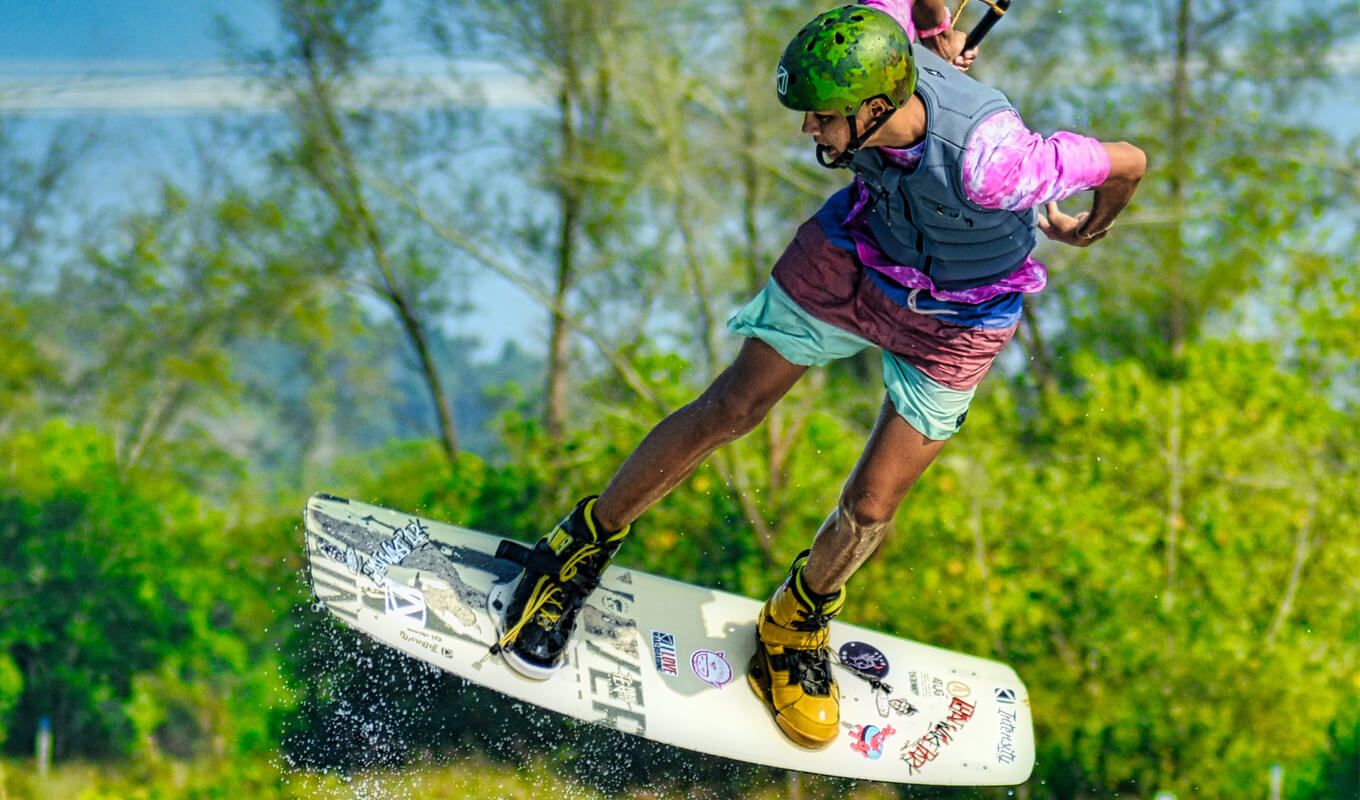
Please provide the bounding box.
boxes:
[957,0,1013,52]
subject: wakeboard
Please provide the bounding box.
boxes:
[303,493,1035,785]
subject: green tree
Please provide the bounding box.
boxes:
[837,335,1358,799]
[46,184,317,479]
[992,0,1360,377]
[433,0,675,440]
[0,424,195,759]
[0,296,57,437]
[251,0,495,470]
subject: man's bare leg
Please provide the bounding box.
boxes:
[493,338,804,681]
[592,338,807,533]
[802,397,947,595]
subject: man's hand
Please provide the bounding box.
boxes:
[1038,202,1106,248]
[1039,142,1146,248]
[919,29,978,71]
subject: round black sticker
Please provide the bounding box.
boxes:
[838,641,890,680]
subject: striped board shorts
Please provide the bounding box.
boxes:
[727,188,1022,441]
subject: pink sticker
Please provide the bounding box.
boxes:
[690,649,733,689]
[849,723,896,760]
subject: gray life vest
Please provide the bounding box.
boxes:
[849,48,1037,291]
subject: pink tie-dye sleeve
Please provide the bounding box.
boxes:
[860,0,918,40]
[962,111,1111,211]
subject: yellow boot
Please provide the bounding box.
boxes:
[747,550,845,749]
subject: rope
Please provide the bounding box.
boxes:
[952,0,970,29]
[951,0,1009,30]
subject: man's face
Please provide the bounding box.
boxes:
[802,99,891,162]
[802,110,852,160]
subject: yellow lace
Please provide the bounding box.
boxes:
[494,542,603,650]
[558,542,601,582]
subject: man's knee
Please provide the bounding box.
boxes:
[838,490,899,534]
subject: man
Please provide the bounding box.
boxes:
[488,1,1147,749]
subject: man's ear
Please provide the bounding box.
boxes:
[865,96,894,118]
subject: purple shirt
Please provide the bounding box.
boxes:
[853,0,1111,303]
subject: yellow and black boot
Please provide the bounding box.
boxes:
[488,496,629,680]
[747,550,845,749]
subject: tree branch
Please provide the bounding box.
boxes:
[1265,507,1314,645]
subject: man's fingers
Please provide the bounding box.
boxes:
[1037,214,1060,241]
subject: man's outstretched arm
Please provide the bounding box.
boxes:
[1038,142,1147,247]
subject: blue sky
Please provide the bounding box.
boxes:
[0,1,535,115]
[1,0,271,65]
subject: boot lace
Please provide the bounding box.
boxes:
[792,607,837,632]
[558,542,602,583]
[493,542,605,651]
[773,647,835,697]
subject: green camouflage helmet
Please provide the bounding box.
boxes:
[776,5,916,115]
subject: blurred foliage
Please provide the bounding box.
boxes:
[0,752,920,800]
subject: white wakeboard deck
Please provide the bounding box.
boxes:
[303,493,1035,786]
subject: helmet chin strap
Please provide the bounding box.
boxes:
[816,102,898,169]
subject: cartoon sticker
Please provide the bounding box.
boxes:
[690,649,733,689]
[875,687,891,717]
[837,641,889,681]
[850,723,896,759]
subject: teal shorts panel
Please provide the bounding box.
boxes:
[880,351,976,441]
[727,280,871,366]
[728,281,976,440]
